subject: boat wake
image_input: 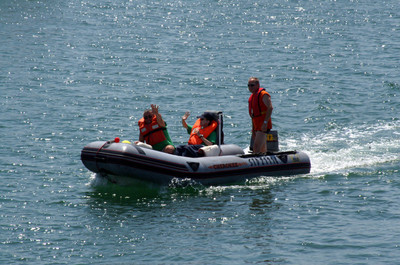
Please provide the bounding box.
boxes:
[285,121,400,177]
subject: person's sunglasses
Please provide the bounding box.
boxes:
[144,115,153,119]
[248,83,256,87]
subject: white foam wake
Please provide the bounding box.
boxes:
[283,121,400,176]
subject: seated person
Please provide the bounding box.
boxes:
[174,111,218,157]
[137,104,175,154]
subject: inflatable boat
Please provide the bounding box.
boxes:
[81,112,311,186]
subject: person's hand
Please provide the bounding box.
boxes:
[151,104,159,115]
[261,122,268,132]
[182,111,190,121]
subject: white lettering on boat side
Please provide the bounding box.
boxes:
[248,156,280,167]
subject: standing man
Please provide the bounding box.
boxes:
[248,77,273,154]
[137,104,175,154]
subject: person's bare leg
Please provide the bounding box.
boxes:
[253,131,267,153]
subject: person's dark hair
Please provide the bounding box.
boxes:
[198,112,217,122]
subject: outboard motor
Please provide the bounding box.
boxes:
[267,130,279,152]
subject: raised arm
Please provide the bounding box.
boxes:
[181,111,190,129]
[151,104,166,127]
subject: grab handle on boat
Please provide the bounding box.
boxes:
[94,137,120,172]
[106,137,120,144]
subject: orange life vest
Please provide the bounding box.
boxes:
[188,119,218,145]
[248,87,272,129]
[138,116,167,146]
